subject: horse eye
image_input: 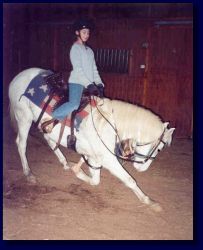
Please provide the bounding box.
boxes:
[158,149,161,152]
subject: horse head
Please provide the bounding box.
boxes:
[130,122,175,172]
[162,122,175,146]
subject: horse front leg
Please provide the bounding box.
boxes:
[71,157,92,183]
[71,156,101,186]
[43,134,70,170]
[103,155,162,212]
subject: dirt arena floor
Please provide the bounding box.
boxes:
[3,116,193,240]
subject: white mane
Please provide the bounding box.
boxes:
[102,99,164,143]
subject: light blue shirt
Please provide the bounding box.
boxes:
[68,43,104,88]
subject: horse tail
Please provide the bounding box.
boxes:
[9,103,18,132]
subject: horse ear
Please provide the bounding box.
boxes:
[163,122,169,128]
[164,128,175,146]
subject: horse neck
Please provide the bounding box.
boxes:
[110,100,164,143]
[111,100,137,140]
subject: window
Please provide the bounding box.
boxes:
[94,48,130,74]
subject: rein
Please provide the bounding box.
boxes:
[90,97,166,165]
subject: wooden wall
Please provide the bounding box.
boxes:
[92,18,193,137]
[146,25,193,137]
[3,3,193,138]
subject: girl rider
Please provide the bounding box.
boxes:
[41,18,104,140]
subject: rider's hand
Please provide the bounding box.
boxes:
[97,83,104,98]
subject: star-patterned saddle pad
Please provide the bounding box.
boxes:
[22,70,53,106]
[22,70,96,130]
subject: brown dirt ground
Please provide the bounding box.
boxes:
[3,116,193,240]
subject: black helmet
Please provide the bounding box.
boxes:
[72,18,94,32]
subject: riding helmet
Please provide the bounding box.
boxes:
[72,18,94,32]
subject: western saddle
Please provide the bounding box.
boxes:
[35,72,102,150]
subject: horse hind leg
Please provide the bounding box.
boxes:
[15,110,36,183]
[43,134,70,170]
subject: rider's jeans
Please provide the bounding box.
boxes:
[52,83,84,120]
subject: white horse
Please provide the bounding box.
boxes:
[8,68,175,211]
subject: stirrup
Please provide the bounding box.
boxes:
[41,118,59,133]
[67,135,76,149]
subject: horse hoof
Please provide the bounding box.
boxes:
[63,164,70,170]
[26,174,37,184]
[150,202,163,212]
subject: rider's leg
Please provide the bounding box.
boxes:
[41,83,84,133]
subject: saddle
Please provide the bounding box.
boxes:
[44,71,68,97]
[35,72,69,128]
[36,72,102,150]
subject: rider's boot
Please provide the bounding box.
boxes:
[41,118,59,133]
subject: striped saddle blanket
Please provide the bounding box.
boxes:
[22,70,95,129]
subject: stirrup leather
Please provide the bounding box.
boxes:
[41,118,59,133]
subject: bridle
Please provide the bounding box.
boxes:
[116,131,166,164]
[89,97,167,167]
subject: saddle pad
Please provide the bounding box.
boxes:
[41,95,96,129]
[22,71,96,129]
[22,70,53,106]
